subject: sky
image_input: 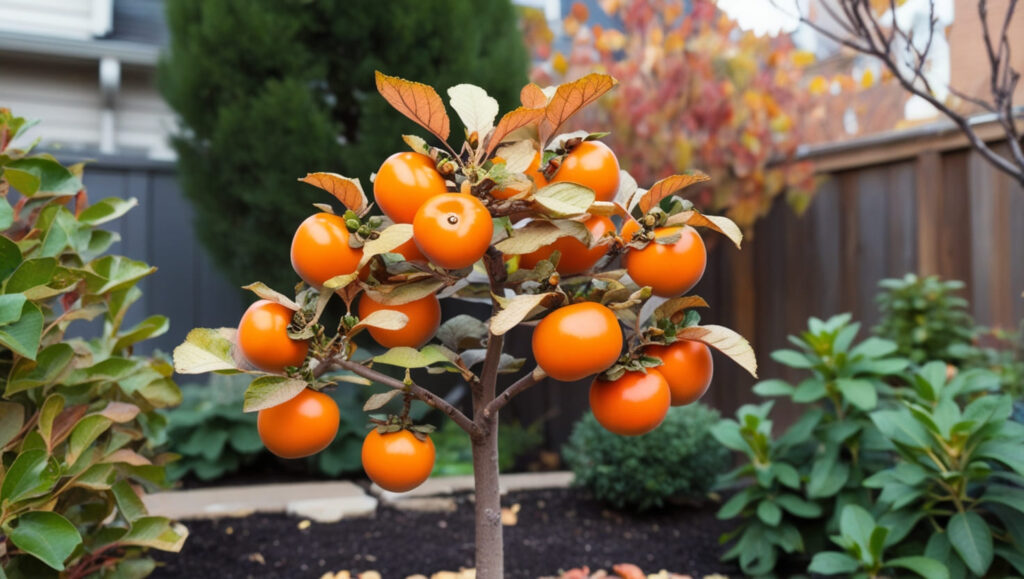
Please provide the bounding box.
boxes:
[716,0,802,36]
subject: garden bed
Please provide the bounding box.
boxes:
[151,487,738,578]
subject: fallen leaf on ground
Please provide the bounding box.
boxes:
[613,563,644,579]
[297,520,311,530]
[247,553,265,565]
[359,572,382,579]
[501,503,521,526]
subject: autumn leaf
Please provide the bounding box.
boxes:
[447,84,499,140]
[542,73,617,143]
[490,292,563,336]
[520,83,549,108]
[375,71,450,143]
[487,107,546,154]
[672,210,744,249]
[298,173,369,214]
[634,172,711,214]
[241,282,300,311]
[677,324,758,378]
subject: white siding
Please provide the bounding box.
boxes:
[0,0,112,39]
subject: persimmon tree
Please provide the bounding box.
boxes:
[172,72,757,578]
[536,0,820,227]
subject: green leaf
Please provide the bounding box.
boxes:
[839,504,877,555]
[0,235,23,281]
[792,377,827,402]
[709,420,748,452]
[776,407,822,448]
[717,487,756,519]
[0,401,25,449]
[808,551,860,575]
[8,512,82,571]
[4,258,56,294]
[994,546,1024,577]
[533,182,595,217]
[773,462,801,489]
[67,415,113,465]
[770,349,814,368]
[0,449,60,503]
[836,378,877,411]
[71,463,116,490]
[757,499,782,526]
[38,208,89,257]
[372,344,454,369]
[117,516,188,552]
[5,343,75,395]
[867,526,888,565]
[886,556,950,579]
[112,479,148,522]
[242,376,307,412]
[36,393,64,449]
[4,157,81,197]
[172,327,237,374]
[77,197,137,226]
[976,440,1024,477]
[435,314,488,351]
[113,315,169,352]
[0,196,13,229]
[948,511,993,576]
[849,337,897,359]
[879,509,925,547]
[83,255,156,295]
[807,452,850,498]
[752,379,794,397]
[775,493,822,518]
[925,532,967,578]
[0,293,27,325]
[981,484,1024,514]
[0,300,43,359]
[871,409,932,449]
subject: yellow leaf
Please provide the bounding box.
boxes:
[809,76,829,96]
[489,292,563,336]
[861,69,875,89]
[520,83,549,108]
[298,173,368,214]
[374,71,450,143]
[791,50,816,68]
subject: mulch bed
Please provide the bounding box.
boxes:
[151,487,739,578]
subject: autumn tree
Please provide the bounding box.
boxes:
[173,72,757,578]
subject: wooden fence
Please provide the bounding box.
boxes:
[65,121,1024,447]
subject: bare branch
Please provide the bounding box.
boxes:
[333,358,479,436]
[483,368,544,418]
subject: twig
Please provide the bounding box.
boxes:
[333,358,479,437]
[483,368,543,418]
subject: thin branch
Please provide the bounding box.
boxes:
[334,358,479,436]
[483,368,543,418]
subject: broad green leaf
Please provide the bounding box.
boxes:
[773,462,801,489]
[3,157,81,197]
[849,337,898,359]
[886,556,950,579]
[533,182,595,217]
[71,462,116,490]
[0,293,27,324]
[926,531,967,578]
[172,327,237,374]
[36,393,64,450]
[77,197,137,226]
[836,378,877,410]
[981,484,1024,514]
[436,314,488,351]
[242,376,307,413]
[792,377,827,402]
[976,439,1024,477]
[775,493,822,518]
[0,401,25,449]
[756,499,782,526]
[752,379,794,397]
[0,196,12,229]
[117,517,188,552]
[717,487,756,519]
[373,344,456,369]
[808,551,859,575]
[949,511,993,576]
[995,546,1024,577]
[8,511,82,571]
[113,315,169,353]
[38,207,89,258]
[839,504,877,555]
[0,449,60,503]
[0,300,43,359]
[0,235,22,281]
[709,420,747,452]
[111,479,147,522]
[867,526,888,565]
[82,255,156,295]
[770,349,814,368]
[807,452,850,498]
[879,509,925,547]
[776,407,822,448]
[871,409,932,449]
[138,377,182,408]
[67,415,113,465]
[5,343,74,395]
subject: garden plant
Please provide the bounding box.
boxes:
[173,72,756,577]
[0,110,186,577]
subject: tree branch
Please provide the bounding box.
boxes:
[483,368,544,419]
[333,358,479,436]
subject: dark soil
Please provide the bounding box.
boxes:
[151,487,739,578]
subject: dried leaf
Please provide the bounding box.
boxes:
[102,449,151,466]
[495,220,589,255]
[364,279,445,305]
[358,224,414,268]
[323,272,361,291]
[520,83,549,108]
[402,134,429,154]
[99,402,140,423]
[615,171,639,206]
[653,296,710,321]
[363,389,402,412]
[489,292,562,336]
[298,173,368,214]
[375,71,450,143]
[242,376,307,412]
[673,211,743,249]
[241,283,299,311]
[447,84,499,139]
[676,324,758,378]
[487,107,546,154]
[354,309,409,332]
[634,173,710,214]
[533,182,595,218]
[495,141,537,174]
[542,73,617,142]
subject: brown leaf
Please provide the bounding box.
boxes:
[487,107,546,154]
[673,211,743,249]
[653,296,710,321]
[298,173,368,214]
[99,402,141,423]
[242,283,300,310]
[49,405,88,448]
[102,449,152,466]
[612,564,645,579]
[375,71,450,143]
[489,292,563,336]
[521,83,549,108]
[635,173,711,214]
[542,73,617,142]
[676,324,758,378]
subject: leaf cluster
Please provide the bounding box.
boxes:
[0,110,186,576]
[565,403,729,512]
[875,274,975,365]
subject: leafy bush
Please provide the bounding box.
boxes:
[875,274,974,364]
[430,419,543,477]
[164,374,368,481]
[159,0,530,291]
[715,313,1024,577]
[565,403,729,512]
[0,110,186,576]
[958,322,1024,400]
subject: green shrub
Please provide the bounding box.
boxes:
[564,403,729,512]
[164,374,369,481]
[715,313,1024,577]
[159,0,530,291]
[875,274,975,364]
[0,110,185,576]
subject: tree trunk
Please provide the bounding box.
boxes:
[471,418,503,579]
